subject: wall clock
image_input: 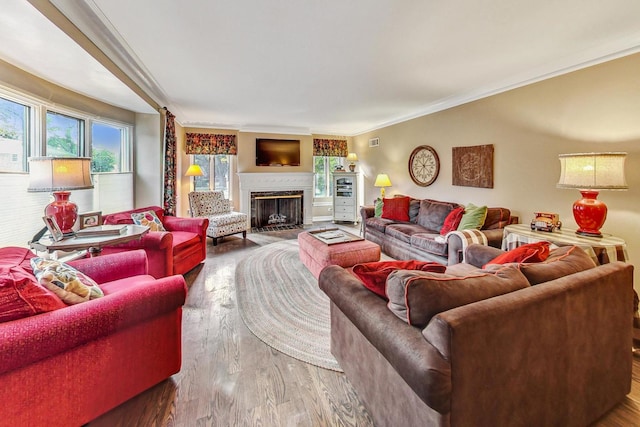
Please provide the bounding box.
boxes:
[408,145,440,186]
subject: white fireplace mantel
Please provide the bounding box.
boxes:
[238,172,314,225]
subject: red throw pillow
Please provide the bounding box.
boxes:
[0,267,66,323]
[381,197,410,222]
[484,242,551,268]
[440,206,465,235]
[352,260,446,299]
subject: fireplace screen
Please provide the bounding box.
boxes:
[251,191,303,228]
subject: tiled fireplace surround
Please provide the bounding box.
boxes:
[238,172,314,227]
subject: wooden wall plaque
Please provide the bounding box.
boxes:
[452,144,494,188]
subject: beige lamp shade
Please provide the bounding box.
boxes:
[346,153,358,162]
[185,164,204,177]
[557,152,628,190]
[27,157,93,192]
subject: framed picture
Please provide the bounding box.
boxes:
[79,211,103,229]
[369,137,380,147]
[43,215,64,242]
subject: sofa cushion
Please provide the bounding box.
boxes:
[385,223,426,244]
[386,265,530,327]
[440,206,464,235]
[458,203,488,230]
[484,242,551,267]
[103,212,135,225]
[365,216,397,233]
[131,210,166,232]
[408,198,421,223]
[410,233,448,257]
[416,199,459,232]
[171,231,201,253]
[352,260,446,299]
[30,258,104,305]
[482,207,511,230]
[518,245,597,285]
[382,196,410,222]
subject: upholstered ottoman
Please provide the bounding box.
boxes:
[298,231,381,279]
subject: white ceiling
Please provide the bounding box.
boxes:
[3,0,640,135]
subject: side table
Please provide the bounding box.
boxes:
[30,224,149,257]
[502,223,628,265]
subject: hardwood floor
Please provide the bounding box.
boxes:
[89,226,640,427]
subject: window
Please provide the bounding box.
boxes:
[0,96,30,172]
[314,156,343,197]
[193,154,231,198]
[91,121,130,173]
[46,111,84,157]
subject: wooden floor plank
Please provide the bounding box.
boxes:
[88,227,640,426]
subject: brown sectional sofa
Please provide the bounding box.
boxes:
[361,198,512,265]
[319,245,634,426]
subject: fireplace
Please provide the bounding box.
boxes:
[251,191,303,228]
[238,172,314,226]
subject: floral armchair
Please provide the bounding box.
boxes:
[188,191,249,245]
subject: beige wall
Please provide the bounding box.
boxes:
[353,52,640,290]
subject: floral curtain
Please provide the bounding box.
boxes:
[313,138,348,157]
[185,133,237,155]
[163,109,177,216]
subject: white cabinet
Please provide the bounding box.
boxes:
[333,172,358,224]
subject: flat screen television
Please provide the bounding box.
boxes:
[256,138,300,166]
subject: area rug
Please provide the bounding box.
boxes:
[235,239,342,372]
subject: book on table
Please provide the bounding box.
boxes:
[75,225,127,238]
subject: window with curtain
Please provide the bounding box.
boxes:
[193,154,232,198]
[0,96,30,172]
[186,133,237,199]
[312,138,348,198]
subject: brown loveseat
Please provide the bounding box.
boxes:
[319,245,634,426]
[361,198,512,265]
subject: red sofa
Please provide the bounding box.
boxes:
[102,205,209,278]
[0,247,187,426]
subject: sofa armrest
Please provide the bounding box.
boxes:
[68,250,148,283]
[163,215,209,235]
[422,262,633,426]
[360,206,375,238]
[319,265,452,413]
[464,244,505,268]
[0,274,187,376]
[482,229,505,248]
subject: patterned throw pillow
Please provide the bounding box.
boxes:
[30,258,104,305]
[131,210,166,232]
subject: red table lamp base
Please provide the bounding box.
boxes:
[573,190,607,237]
[45,191,78,235]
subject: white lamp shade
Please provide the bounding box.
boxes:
[557,152,628,190]
[28,157,93,192]
[374,173,392,187]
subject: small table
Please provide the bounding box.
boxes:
[502,223,628,265]
[30,224,149,257]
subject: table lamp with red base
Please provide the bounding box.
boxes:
[28,157,94,235]
[557,152,627,237]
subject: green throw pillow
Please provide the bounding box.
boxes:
[457,203,488,230]
[374,198,384,217]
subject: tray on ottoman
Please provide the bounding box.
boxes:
[298,230,380,279]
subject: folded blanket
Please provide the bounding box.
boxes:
[444,229,488,262]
